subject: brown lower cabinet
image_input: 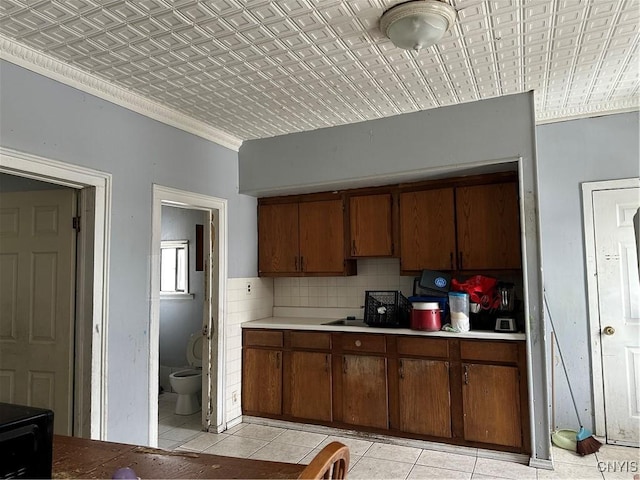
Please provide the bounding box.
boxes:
[462,363,522,448]
[340,354,388,429]
[289,351,332,421]
[398,358,451,438]
[242,348,282,415]
[242,329,529,454]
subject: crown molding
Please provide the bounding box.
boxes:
[535,98,639,125]
[0,35,243,152]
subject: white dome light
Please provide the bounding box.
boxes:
[380,1,457,51]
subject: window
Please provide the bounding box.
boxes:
[160,240,189,295]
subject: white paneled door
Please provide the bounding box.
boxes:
[0,189,76,435]
[594,187,640,446]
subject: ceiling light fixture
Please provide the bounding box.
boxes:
[380,0,457,52]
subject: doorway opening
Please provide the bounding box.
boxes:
[0,146,111,440]
[149,185,227,447]
[0,177,77,436]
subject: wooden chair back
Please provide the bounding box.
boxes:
[298,441,350,479]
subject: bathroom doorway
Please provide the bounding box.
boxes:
[158,206,207,409]
[149,185,227,447]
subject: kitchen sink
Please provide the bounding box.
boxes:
[322,319,368,327]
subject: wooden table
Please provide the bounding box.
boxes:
[53,435,305,479]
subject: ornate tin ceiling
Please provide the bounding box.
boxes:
[1,0,638,148]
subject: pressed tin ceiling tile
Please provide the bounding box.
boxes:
[0,0,638,143]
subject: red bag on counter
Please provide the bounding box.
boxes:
[450,275,499,310]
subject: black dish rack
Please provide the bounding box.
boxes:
[364,291,410,328]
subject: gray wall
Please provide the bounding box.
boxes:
[536,112,640,430]
[159,206,207,367]
[0,60,257,444]
[239,92,552,462]
[239,93,537,196]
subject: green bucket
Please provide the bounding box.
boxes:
[551,429,577,451]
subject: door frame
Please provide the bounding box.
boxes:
[582,176,640,438]
[0,146,112,440]
[149,185,227,445]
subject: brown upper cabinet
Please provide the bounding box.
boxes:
[400,188,456,271]
[455,182,521,270]
[258,173,521,275]
[399,180,521,272]
[258,198,355,276]
[258,202,299,274]
[348,193,394,257]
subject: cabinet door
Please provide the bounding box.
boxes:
[341,355,388,429]
[400,188,456,271]
[242,348,282,415]
[258,203,299,274]
[349,194,393,257]
[462,363,522,447]
[299,200,345,273]
[290,351,332,421]
[456,183,521,270]
[398,358,451,438]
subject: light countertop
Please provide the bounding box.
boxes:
[242,316,526,341]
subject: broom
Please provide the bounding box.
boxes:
[544,292,602,456]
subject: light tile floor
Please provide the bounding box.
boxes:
[158,393,638,480]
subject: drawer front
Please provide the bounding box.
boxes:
[340,333,386,354]
[460,340,519,363]
[290,331,332,350]
[244,329,284,348]
[397,337,449,359]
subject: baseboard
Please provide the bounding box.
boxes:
[225,415,243,430]
[529,457,554,470]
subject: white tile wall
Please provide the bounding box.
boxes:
[224,277,274,423]
[274,258,414,312]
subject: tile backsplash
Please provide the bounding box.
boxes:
[225,277,273,423]
[274,258,415,310]
[222,259,522,429]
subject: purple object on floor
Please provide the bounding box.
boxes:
[112,467,138,479]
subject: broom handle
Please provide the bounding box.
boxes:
[543,291,584,427]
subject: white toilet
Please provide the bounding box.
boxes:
[169,333,203,415]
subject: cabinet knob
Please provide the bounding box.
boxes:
[355,340,362,347]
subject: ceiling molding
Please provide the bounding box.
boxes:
[535,100,639,125]
[0,35,243,152]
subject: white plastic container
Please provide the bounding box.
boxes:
[448,292,470,332]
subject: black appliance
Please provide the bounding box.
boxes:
[411,270,451,321]
[417,269,451,295]
[0,403,54,479]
